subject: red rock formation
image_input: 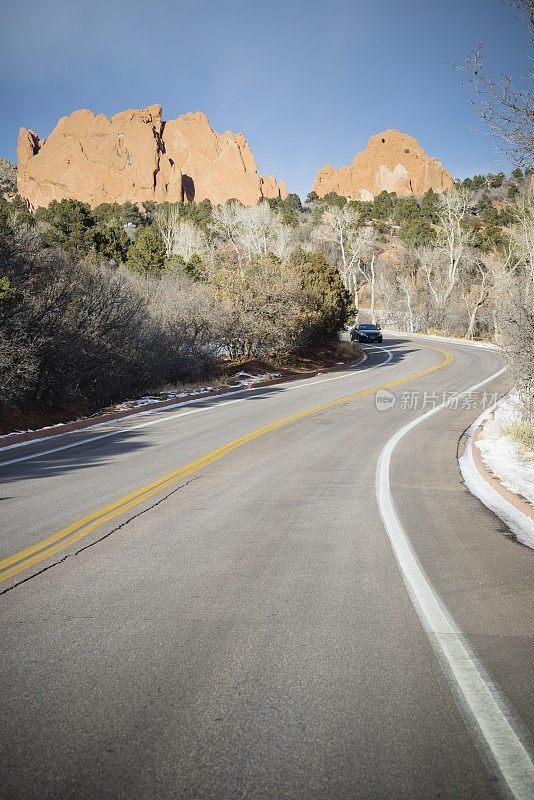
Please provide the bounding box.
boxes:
[17,105,287,209]
[313,130,453,200]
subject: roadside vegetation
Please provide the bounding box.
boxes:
[0,194,354,432]
[1,173,531,432]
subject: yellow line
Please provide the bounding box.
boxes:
[0,345,453,583]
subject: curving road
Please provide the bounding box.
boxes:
[1,334,533,800]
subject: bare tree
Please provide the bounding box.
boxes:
[156,206,207,263]
[210,201,244,261]
[436,185,472,300]
[490,188,534,417]
[173,220,206,262]
[312,205,361,279]
[357,252,380,322]
[270,221,299,260]
[235,203,277,259]
[461,0,534,164]
[462,261,489,339]
[155,204,181,259]
[312,205,379,312]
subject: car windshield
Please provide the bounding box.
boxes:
[359,324,378,330]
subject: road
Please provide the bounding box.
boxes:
[1,334,533,800]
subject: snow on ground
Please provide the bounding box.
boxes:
[0,371,282,449]
[118,371,281,411]
[476,393,534,506]
[459,396,534,550]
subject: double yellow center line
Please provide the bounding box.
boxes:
[0,346,453,584]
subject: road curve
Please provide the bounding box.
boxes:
[1,334,533,800]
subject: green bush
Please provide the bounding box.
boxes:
[399,216,436,247]
[290,250,353,341]
[372,191,397,220]
[35,199,95,261]
[323,192,347,207]
[126,226,166,275]
[89,222,131,264]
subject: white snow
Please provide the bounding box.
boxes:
[476,393,534,506]
[459,400,534,550]
[0,372,282,452]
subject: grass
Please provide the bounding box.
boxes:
[500,421,534,450]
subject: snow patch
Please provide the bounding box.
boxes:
[0,372,282,452]
[476,393,534,506]
[459,401,534,550]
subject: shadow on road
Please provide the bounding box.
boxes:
[0,340,417,487]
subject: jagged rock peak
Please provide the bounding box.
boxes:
[17,105,288,209]
[312,129,453,200]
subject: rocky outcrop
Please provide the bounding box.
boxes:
[17,105,287,209]
[313,130,453,200]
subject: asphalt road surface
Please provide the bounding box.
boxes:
[1,334,533,800]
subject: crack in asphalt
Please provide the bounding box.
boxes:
[0,476,201,596]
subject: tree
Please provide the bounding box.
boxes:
[312,205,380,312]
[489,172,506,188]
[182,253,208,282]
[420,188,440,223]
[399,215,436,248]
[312,204,361,280]
[323,192,347,207]
[89,222,131,264]
[126,226,166,275]
[155,203,181,259]
[461,0,534,164]
[461,260,489,339]
[306,191,319,203]
[120,201,144,226]
[372,191,397,221]
[0,159,17,194]
[435,185,472,302]
[285,193,303,211]
[35,199,95,261]
[290,250,353,340]
[232,202,283,260]
[173,220,206,262]
[395,196,421,224]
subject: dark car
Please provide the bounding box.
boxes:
[351,323,383,344]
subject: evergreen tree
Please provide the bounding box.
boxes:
[90,222,131,264]
[290,250,353,340]
[126,226,166,275]
[35,199,95,261]
[372,191,396,220]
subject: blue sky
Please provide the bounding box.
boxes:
[0,0,529,197]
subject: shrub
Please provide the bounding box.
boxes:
[35,199,95,261]
[290,249,353,342]
[0,159,17,194]
[126,226,166,275]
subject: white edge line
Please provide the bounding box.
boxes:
[0,350,384,469]
[383,329,500,350]
[376,365,534,800]
[0,351,373,456]
[458,404,534,550]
